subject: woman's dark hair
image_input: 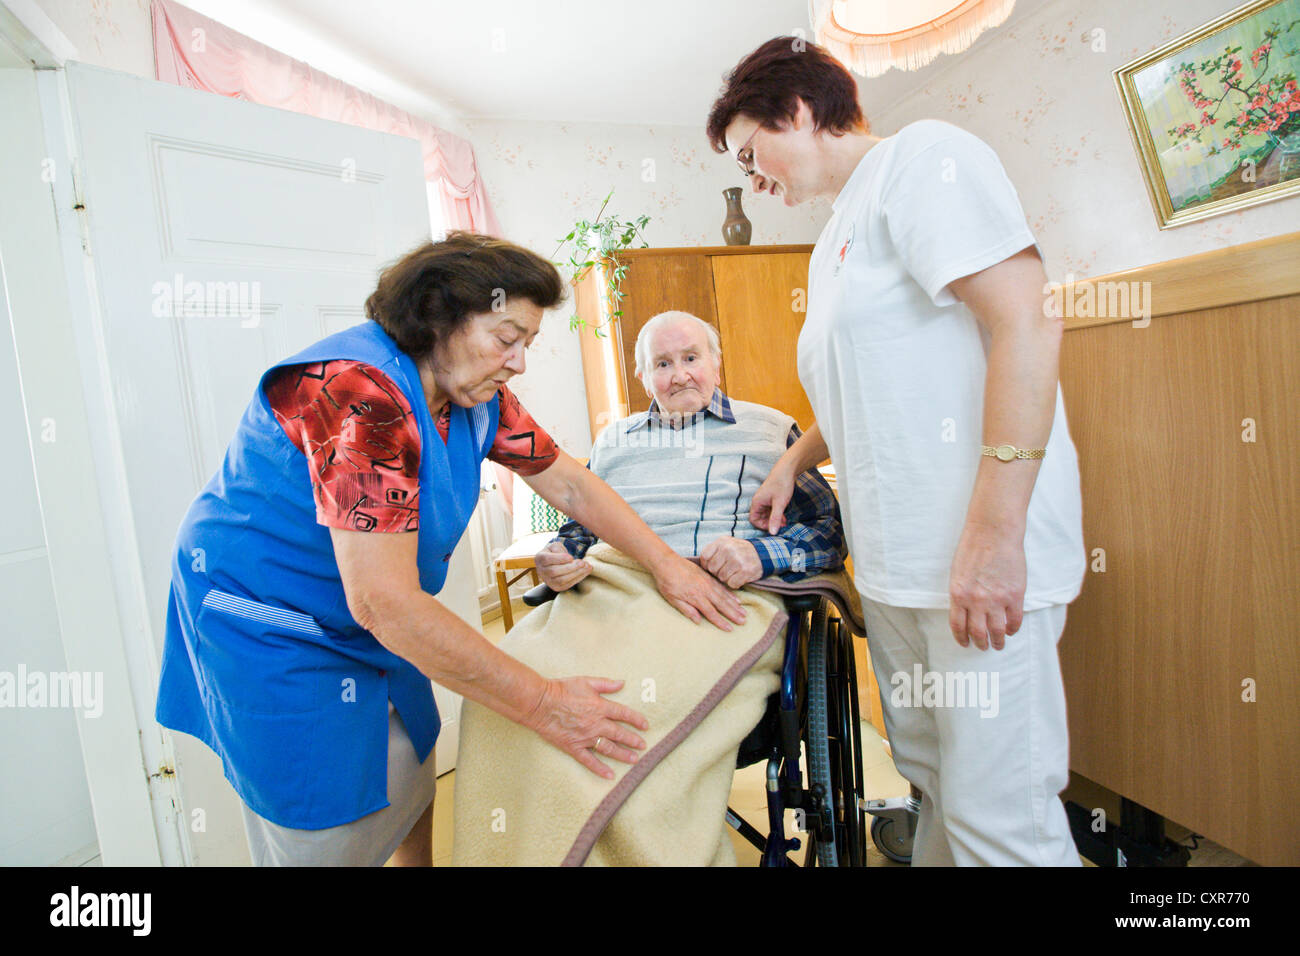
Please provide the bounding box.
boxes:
[365,231,564,360]
[706,36,868,153]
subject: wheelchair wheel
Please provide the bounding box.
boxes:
[828,617,868,866]
[804,603,838,867]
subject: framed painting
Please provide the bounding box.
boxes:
[1115,0,1300,228]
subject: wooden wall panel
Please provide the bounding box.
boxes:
[709,252,815,429]
[1059,293,1300,865]
[1063,231,1300,328]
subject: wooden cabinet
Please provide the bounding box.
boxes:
[572,244,814,441]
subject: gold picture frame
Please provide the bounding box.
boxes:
[1114,0,1300,228]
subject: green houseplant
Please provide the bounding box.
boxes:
[552,190,650,335]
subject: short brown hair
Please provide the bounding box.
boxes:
[706,36,867,153]
[365,231,564,360]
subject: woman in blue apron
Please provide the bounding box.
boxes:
[706,40,1087,865]
[155,231,747,866]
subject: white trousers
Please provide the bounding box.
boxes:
[861,597,1081,866]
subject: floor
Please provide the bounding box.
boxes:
[418,594,1254,868]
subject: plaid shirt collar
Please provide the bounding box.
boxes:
[626,388,735,432]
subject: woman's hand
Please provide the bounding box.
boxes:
[522,677,650,780]
[652,554,747,631]
[751,423,826,535]
[699,536,764,589]
[534,540,592,592]
[750,465,795,535]
[948,520,1027,651]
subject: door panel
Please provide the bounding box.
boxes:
[65,62,460,863]
[0,242,97,865]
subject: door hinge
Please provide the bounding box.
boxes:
[69,160,90,251]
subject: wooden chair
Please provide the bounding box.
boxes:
[492,472,572,631]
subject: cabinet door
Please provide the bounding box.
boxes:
[614,253,726,414]
[575,252,729,436]
[710,253,814,428]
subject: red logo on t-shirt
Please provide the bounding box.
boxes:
[833,223,855,276]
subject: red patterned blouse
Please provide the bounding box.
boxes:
[264,361,558,533]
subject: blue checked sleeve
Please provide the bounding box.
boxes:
[550,459,599,559]
[748,424,848,582]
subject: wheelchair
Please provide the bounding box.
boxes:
[730,590,921,866]
[523,582,919,867]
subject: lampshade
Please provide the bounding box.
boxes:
[809,0,1017,76]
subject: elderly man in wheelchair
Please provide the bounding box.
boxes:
[536,309,844,596]
[453,311,910,866]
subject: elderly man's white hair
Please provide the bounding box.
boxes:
[634,311,722,379]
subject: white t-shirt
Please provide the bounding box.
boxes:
[798,119,1085,610]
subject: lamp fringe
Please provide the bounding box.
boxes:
[810,0,1019,77]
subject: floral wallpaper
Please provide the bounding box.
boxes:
[33,0,154,77]
[869,0,1300,279]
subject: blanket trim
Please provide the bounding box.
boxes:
[560,607,790,867]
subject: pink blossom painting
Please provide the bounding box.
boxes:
[1116,0,1300,226]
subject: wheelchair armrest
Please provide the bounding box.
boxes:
[526,580,821,612]
[781,592,822,614]
[522,582,559,607]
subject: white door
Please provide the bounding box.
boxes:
[64,61,476,863]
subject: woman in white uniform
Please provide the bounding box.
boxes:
[706,38,1087,866]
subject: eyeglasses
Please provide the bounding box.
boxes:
[735,126,760,177]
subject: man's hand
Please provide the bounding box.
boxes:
[948,520,1027,651]
[534,540,592,592]
[650,553,747,631]
[699,536,764,589]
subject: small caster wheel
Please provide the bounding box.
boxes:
[871,815,913,864]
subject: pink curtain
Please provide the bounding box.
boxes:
[150,0,500,235]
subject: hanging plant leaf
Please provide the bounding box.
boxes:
[551,189,652,333]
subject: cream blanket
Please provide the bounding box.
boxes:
[451,543,790,866]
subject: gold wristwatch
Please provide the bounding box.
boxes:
[981,443,1046,462]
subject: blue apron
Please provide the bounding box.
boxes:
[155,320,498,829]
